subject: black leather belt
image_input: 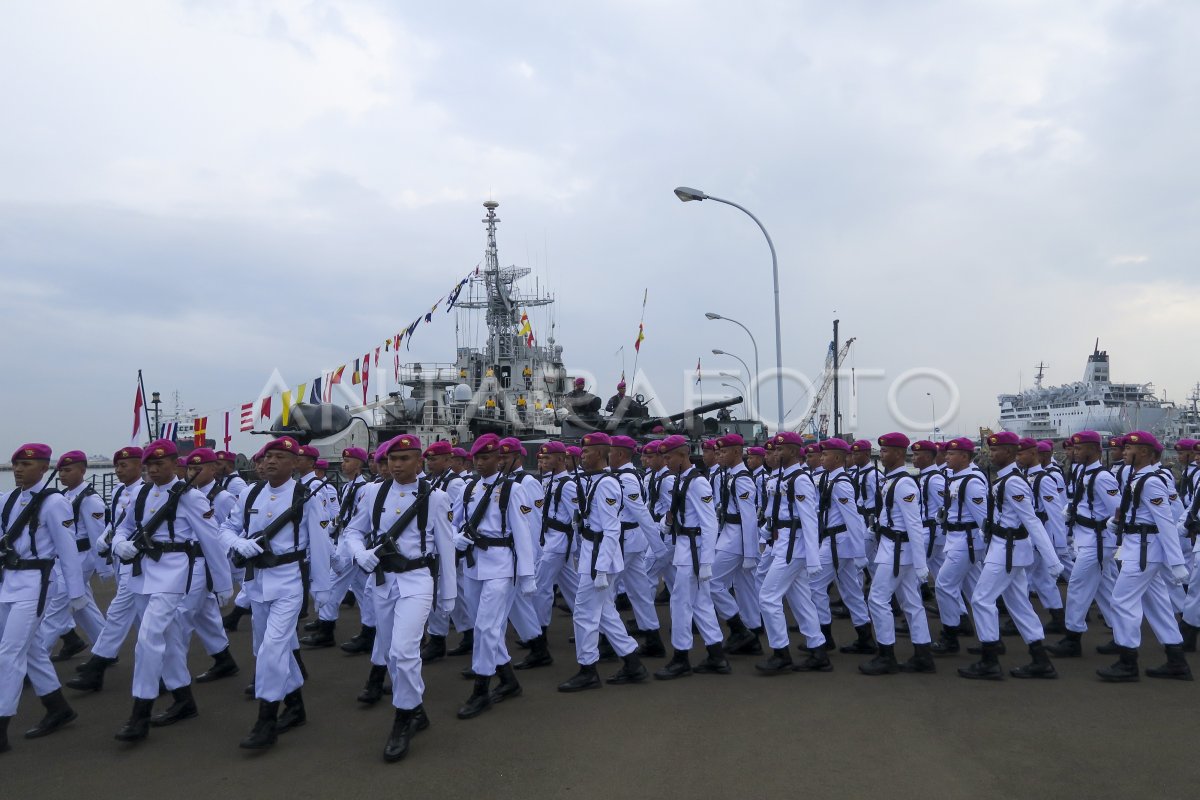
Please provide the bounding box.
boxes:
[245,548,304,581]
[75,538,92,553]
[990,525,1028,573]
[672,525,702,576]
[1124,524,1159,571]
[877,527,909,576]
[1,554,54,614]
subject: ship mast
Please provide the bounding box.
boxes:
[1033,362,1047,390]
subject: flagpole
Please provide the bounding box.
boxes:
[138,369,152,443]
[631,289,648,386]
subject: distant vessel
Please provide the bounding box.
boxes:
[997,342,1172,439]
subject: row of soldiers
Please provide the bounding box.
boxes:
[2,426,1197,761]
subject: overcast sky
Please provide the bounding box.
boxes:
[2,0,1198,459]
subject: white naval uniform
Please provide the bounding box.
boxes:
[217,479,330,702]
[1109,465,1187,649]
[344,479,456,709]
[112,478,232,699]
[1061,461,1120,634]
[856,463,883,566]
[222,473,249,499]
[664,466,723,651]
[90,479,144,660]
[39,482,108,645]
[532,471,580,628]
[426,470,467,637]
[319,476,376,627]
[455,473,536,677]
[811,466,870,628]
[710,464,762,626]
[173,481,236,660]
[757,464,824,650]
[968,464,1061,644]
[0,478,85,716]
[506,470,547,643]
[612,465,666,633]
[573,471,638,664]
[646,468,676,587]
[934,467,987,628]
[1025,464,1067,612]
[868,468,931,647]
[916,465,947,581]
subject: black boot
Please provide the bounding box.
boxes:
[239,700,278,749]
[819,623,836,651]
[150,685,198,727]
[420,635,446,663]
[490,662,522,703]
[222,605,249,632]
[299,619,337,648]
[1181,622,1198,653]
[65,655,116,692]
[276,689,306,732]
[607,652,649,685]
[829,599,851,619]
[302,618,321,632]
[859,643,900,675]
[654,585,671,605]
[930,626,960,656]
[1045,630,1082,658]
[244,682,255,698]
[446,629,474,656]
[456,675,492,719]
[694,642,732,675]
[653,649,693,680]
[340,625,377,655]
[557,664,601,693]
[0,716,9,754]
[596,634,619,663]
[839,624,877,654]
[196,647,239,683]
[755,647,794,675]
[50,630,88,663]
[1095,639,1121,655]
[722,615,755,653]
[1044,608,1067,635]
[998,616,1019,637]
[514,634,553,670]
[23,690,77,739]
[114,698,155,742]
[1010,639,1057,679]
[793,647,833,673]
[413,704,430,732]
[383,707,417,762]
[957,615,975,637]
[968,640,1006,656]
[357,664,387,705]
[1097,646,1140,682]
[342,591,357,608]
[899,643,937,674]
[637,628,666,658]
[958,641,1004,680]
[292,649,308,680]
[1145,644,1193,681]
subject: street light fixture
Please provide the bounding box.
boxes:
[720,382,748,415]
[705,312,760,419]
[677,186,783,430]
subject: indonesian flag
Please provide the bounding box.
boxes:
[240,402,254,432]
[193,416,208,447]
[132,382,145,444]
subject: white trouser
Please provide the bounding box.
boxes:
[868,566,931,646]
[532,549,579,629]
[1027,551,1064,611]
[811,559,870,627]
[758,554,824,651]
[374,582,433,709]
[1063,546,1118,633]
[710,551,761,625]
[234,579,252,610]
[508,583,543,642]
[620,550,661,632]
[926,537,945,581]
[935,546,983,627]
[573,575,638,665]
[321,561,374,626]
[175,574,230,658]
[1183,559,1200,628]
[92,570,141,659]
[1110,563,1183,649]
[0,599,60,715]
[131,592,187,698]
[40,569,106,643]
[428,562,473,637]
[669,569,723,652]
[250,592,304,702]
[970,565,1042,644]
[472,578,516,677]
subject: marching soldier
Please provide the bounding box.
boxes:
[710,434,764,655]
[930,438,987,655]
[1180,440,1200,651]
[499,438,547,660]
[110,439,233,741]
[421,441,466,661]
[218,451,248,497]
[216,436,331,749]
[958,432,1063,681]
[1096,431,1192,681]
[343,434,457,762]
[1,444,86,753]
[851,440,882,566]
[1017,439,1069,636]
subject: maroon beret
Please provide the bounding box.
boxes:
[566,446,583,458]
[946,437,975,453]
[803,443,820,455]
[820,438,850,453]
[911,440,936,453]
[342,447,369,463]
[1108,435,1126,448]
[717,433,745,448]
[773,432,805,447]
[609,435,638,450]
[297,445,320,459]
[251,447,266,463]
[1071,431,1101,445]
[988,432,1020,447]
[216,450,235,462]
[381,435,421,457]
[641,441,661,455]
[113,446,143,463]
[1017,437,1038,451]
[143,439,179,462]
[373,443,388,463]
[470,434,502,457]
[539,441,567,455]
[581,432,611,447]
[263,436,300,455]
[701,439,718,451]
[56,450,87,468]
[1125,430,1163,453]
[1036,440,1054,453]
[1174,438,1196,451]
[851,439,872,453]
[12,443,51,462]
[746,446,766,456]
[423,441,453,458]
[187,448,218,465]
[451,447,470,459]
[878,432,911,449]
[574,377,585,386]
[659,435,689,453]
[315,459,329,469]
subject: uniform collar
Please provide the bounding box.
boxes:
[997,463,1018,478]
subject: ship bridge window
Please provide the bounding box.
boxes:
[1086,400,1100,406]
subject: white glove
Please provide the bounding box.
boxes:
[853,557,868,570]
[742,557,756,570]
[698,563,712,582]
[214,590,234,607]
[1170,563,1190,586]
[113,540,139,561]
[806,565,823,580]
[231,538,263,559]
[354,549,380,572]
[593,571,610,589]
[915,567,930,583]
[68,595,90,612]
[1055,547,1072,561]
[96,537,112,556]
[518,575,537,595]
[437,596,456,614]
[453,530,472,552]
[1046,561,1065,580]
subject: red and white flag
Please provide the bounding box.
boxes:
[240,403,254,432]
[259,396,272,420]
[132,382,145,444]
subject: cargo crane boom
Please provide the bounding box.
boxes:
[795,337,855,435]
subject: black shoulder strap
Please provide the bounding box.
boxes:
[242,482,268,535]
[373,479,395,533]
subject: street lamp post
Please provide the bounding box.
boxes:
[705,312,760,419]
[151,391,162,437]
[926,392,935,432]
[713,349,752,393]
[677,187,783,429]
[720,382,748,415]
